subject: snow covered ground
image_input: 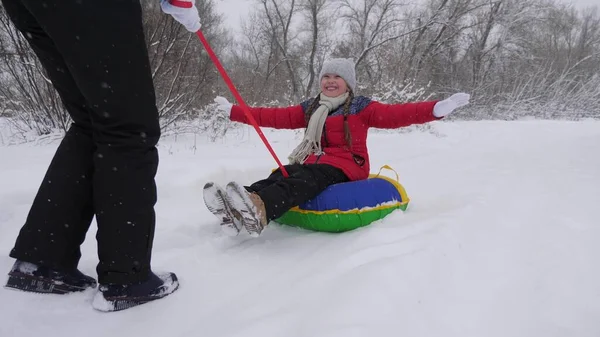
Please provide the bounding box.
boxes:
[0,120,599,337]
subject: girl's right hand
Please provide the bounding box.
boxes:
[214,96,233,114]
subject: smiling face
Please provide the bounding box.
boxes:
[320,73,349,97]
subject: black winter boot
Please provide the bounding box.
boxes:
[92,272,179,312]
[4,260,97,294]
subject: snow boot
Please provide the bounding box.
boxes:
[92,272,179,312]
[225,181,268,237]
[203,182,244,236]
[4,260,97,294]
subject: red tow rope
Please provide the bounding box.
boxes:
[194,30,289,177]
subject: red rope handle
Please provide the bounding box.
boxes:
[194,30,289,177]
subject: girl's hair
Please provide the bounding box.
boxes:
[304,90,354,148]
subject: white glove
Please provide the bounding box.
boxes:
[433,93,470,118]
[214,96,233,114]
[160,0,201,33]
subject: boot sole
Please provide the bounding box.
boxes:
[203,182,241,236]
[4,271,94,295]
[92,273,179,312]
[225,182,264,237]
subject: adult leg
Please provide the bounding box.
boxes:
[17,0,162,285]
[3,0,97,272]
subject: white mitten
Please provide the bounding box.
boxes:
[433,93,470,118]
[160,0,201,33]
[214,96,233,115]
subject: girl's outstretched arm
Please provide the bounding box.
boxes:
[215,96,306,129]
[230,105,306,130]
[361,93,470,128]
[361,100,440,129]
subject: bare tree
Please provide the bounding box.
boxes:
[335,0,407,85]
[407,0,486,82]
[260,0,304,98]
[141,0,229,129]
[298,0,331,97]
[2,0,599,131]
[467,0,503,89]
[0,1,229,138]
[0,4,69,135]
[229,12,296,104]
[229,0,321,103]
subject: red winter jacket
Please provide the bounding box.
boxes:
[229,96,440,181]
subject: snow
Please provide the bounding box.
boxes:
[0,120,599,337]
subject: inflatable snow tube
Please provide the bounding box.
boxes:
[275,165,410,233]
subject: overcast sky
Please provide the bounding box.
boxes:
[214,0,599,34]
[571,0,598,8]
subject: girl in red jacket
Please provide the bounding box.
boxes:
[204,58,470,237]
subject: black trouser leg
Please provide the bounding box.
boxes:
[246,164,349,221]
[4,0,97,272]
[3,0,161,284]
[9,125,96,271]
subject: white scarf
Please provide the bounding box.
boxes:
[288,92,349,164]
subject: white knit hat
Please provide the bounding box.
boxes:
[319,58,356,92]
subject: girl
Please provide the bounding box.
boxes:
[204,58,469,237]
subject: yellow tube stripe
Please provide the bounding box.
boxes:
[289,200,408,215]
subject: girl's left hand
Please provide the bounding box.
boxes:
[433,93,470,118]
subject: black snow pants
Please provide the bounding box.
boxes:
[2,0,160,284]
[246,164,350,221]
